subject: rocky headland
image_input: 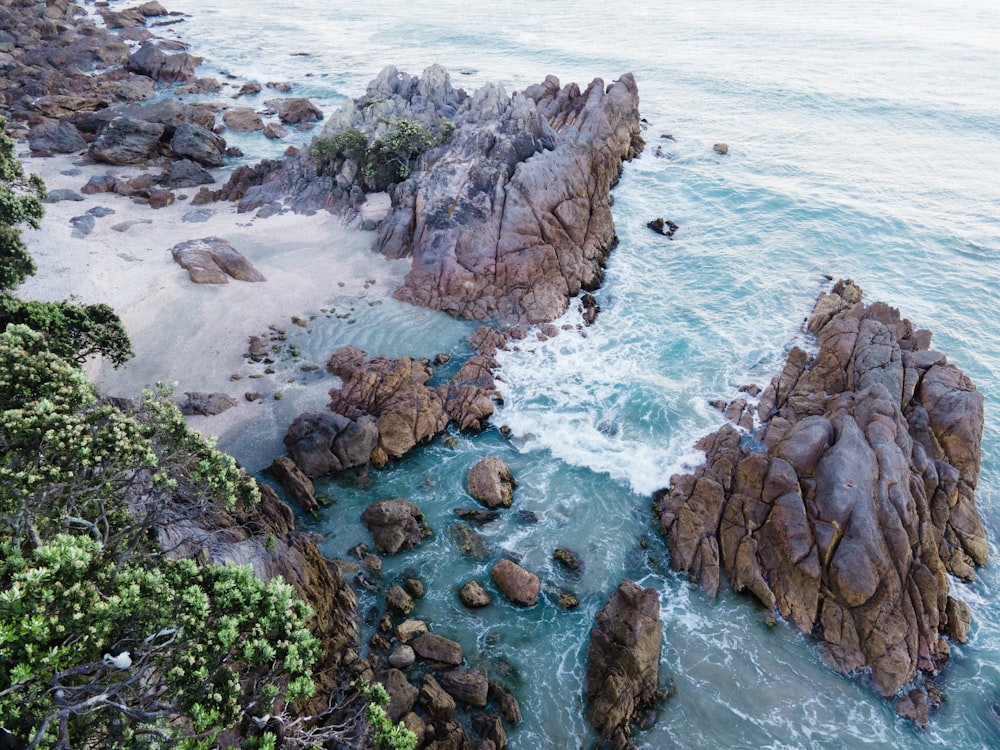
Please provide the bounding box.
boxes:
[656,279,988,726]
[4,1,991,746]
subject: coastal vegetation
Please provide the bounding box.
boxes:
[311,117,450,191]
[0,119,413,749]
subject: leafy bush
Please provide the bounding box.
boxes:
[312,117,454,192]
[0,115,45,293]
[0,296,133,367]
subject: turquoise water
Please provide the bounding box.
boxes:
[139,0,1000,746]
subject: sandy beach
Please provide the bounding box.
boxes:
[16,147,409,469]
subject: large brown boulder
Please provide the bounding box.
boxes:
[468,456,516,508]
[411,632,463,669]
[490,558,539,607]
[585,579,661,745]
[170,237,266,284]
[327,347,449,466]
[283,410,379,477]
[656,280,988,712]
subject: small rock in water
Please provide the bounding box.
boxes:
[713,142,729,155]
[647,217,679,238]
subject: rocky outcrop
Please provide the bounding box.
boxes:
[283,410,379,478]
[585,579,661,747]
[326,346,449,467]
[373,67,644,323]
[218,65,642,324]
[170,237,266,284]
[655,280,988,712]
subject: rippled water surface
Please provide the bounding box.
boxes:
[139,0,1000,746]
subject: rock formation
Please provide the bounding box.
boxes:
[170,237,266,284]
[220,64,642,324]
[373,67,644,323]
[585,579,662,747]
[655,280,988,717]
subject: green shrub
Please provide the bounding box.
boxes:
[0,115,45,293]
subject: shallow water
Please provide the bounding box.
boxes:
[115,0,1000,746]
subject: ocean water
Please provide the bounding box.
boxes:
[129,0,1000,746]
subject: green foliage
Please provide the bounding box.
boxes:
[0,538,318,749]
[0,295,134,367]
[366,118,437,185]
[0,325,318,749]
[0,115,45,293]
[312,117,453,192]
[356,680,417,750]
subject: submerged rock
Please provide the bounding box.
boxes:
[656,279,988,707]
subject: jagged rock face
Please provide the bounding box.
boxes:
[585,579,661,745]
[656,280,988,701]
[375,69,644,323]
[327,346,449,466]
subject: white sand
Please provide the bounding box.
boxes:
[16,149,409,469]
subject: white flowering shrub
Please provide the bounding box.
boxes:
[0,326,318,748]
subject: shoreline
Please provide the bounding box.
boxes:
[17,149,409,469]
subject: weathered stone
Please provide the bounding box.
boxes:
[420,674,456,721]
[388,644,415,670]
[327,347,449,465]
[395,619,428,643]
[473,712,506,750]
[439,667,489,708]
[376,669,418,723]
[28,120,87,155]
[450,523,491,560]
[488,683,522,726]
[585,579,661,743]
[468,456,516,508]
[411,632,463,668]
[220,106,262,132]
[655,279,988,712]
[170,237,265,284]
[170,122,226,167]
[163,158,215,188]
[284,410,378,477]
[360,498,428,555]
[459,580,491,608]
[277,97,323,124]
[266,456,318,513]
[127,41,197,82]
[386,585,415,616]
[490,558,539,607]
[178,392,237,416]
[89,116,164,165]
